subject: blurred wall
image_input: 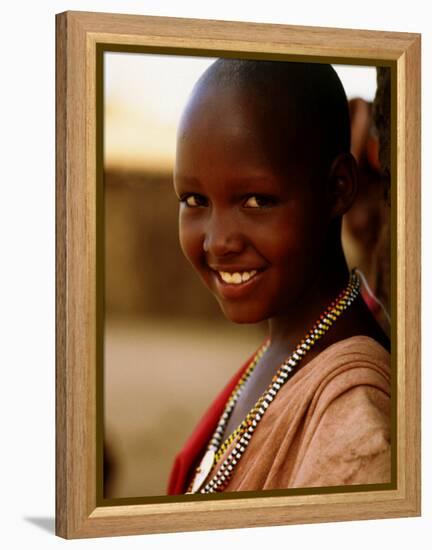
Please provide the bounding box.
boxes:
[104,169,223,319]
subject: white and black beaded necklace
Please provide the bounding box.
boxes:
[186,270,361,494]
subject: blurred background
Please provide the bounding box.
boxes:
[103,53,391,498]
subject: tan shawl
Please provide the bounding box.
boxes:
[206,335,391,491]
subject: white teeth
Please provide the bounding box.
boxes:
[218,270,258,284]
[231,273,242,284]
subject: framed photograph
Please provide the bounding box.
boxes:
[55,10,421,539]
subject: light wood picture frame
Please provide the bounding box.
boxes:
[55,10,421,539]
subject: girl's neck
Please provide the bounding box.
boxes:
[267,240,350,354]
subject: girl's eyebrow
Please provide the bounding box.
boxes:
[227,176,283,195]
[175,174,280,189]
[174,174,202,187]
[228,175,279,187]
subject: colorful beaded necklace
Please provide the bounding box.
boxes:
[186,269,361,494]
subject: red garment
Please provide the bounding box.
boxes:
[361,287,381,315]
[166,344,263,495]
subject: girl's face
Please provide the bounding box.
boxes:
[173,85,332,323]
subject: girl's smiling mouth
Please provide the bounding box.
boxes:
[209,266,266,299]
[218,269,258,284]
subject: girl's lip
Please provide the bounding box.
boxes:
[211,269,266,299]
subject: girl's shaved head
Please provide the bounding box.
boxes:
[184,58,351,183]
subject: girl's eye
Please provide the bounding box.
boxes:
[179,194,208,208]
[243,195,276,208]
[178,193,276,209]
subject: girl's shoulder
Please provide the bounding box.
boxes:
[304,334,390,380]
[276,335,391,420]
[317,334,390,359]
[290,336,392,487]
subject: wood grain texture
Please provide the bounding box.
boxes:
[55,10,421,539]
[55,11,67,539]
[65,10,417,60]
[56,11,98,538]
[402,36,421,513]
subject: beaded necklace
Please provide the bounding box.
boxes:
[186,270,361,494]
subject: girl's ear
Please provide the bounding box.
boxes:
[326,152,359,218]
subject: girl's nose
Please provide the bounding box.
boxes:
[203,212,245,257]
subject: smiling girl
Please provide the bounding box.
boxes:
[167,59,391,495]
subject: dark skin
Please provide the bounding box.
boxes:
[173,81,390,439]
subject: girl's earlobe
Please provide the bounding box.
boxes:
[336,178,347,193]
[330,176,357,218]
[327,153,359,218]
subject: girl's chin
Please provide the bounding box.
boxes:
[217,302,268,325]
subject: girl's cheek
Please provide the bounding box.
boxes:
[179,227,202,266]
[178,225,190,256]
[179,233,192,262]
